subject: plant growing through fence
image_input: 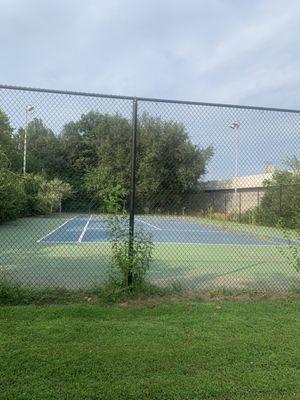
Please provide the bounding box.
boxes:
[277,220,300,273]
[105,190,154,291]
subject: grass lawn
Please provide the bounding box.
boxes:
[0,299,299,399]
[0,215,299,290]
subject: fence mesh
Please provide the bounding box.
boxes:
[0,85,299,291]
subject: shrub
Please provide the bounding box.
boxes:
[22,174,72,216]
[259,157,300,229]
[0,279,28,305]
[0,169,25,222]
[107,214,154,291]
[277,222,300,273]
[240,208,260,225]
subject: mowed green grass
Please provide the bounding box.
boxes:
[0,216,299,289]
[0,300,299,400]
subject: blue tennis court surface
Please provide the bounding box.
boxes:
[37,215,293,246]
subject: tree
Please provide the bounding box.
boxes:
[60,112,132,210]
[2,110,212,215]
[16,118,61,177]
[136,114,213,212]
[60,112,131,179]
[77,112,213,213]
[259,156,300,229]
[0,109,20,170]
[0,149,24,222]
[22,174,72,215]
[43,178,72,214]
[0,110,13,152]
[85,166,127,213]
[0,148,11,170]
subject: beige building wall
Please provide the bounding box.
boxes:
[188,173,272,214]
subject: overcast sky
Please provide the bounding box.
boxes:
[1,0,300,108]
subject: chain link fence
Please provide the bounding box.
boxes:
[0,85,299,291]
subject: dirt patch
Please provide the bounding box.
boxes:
[115,290,300,308]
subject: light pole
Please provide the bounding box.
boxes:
[230,120,240,215]
[23,105,34,175]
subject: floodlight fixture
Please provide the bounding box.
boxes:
[230,121,240,129]
[26,105,35,113]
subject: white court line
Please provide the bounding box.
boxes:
[38,240,285,247]
[136,218,162,230]
[154,242,284,247]
[156,229,230,233]
[78,215,92,243]
[67,227,106,232]
[37,216,79,243]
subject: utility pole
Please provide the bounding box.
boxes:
[23,105,34,175]
[230,120,240,215]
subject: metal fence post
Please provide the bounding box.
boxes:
[128,98,138,287]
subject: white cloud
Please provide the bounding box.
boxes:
[0,0,300,108]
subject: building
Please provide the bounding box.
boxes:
[203,173,273,214]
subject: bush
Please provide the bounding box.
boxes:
[277,223,300,273]
[0,279,28,305]
[107,215,154,291]
[22,174,72,216]
[258,157,300,229]
[240,208,260,225]
[0,169,25,222]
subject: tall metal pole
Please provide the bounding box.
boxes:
[230,121,240,215]
[128,98,138,287]
[23,110,28,175]
[235,127,240,213]
[23,105,34,175]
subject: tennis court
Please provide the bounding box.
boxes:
[1,214,299,290]
[37,214,294,246]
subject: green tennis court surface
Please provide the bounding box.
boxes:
[0,214,299,290]
[37,214,295,246]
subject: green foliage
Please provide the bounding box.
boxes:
[259,157,300,229]
[0,279,87,305]
[0,110,20,169]
[207,206,214,221]
[0,147,11,170]
[107,215,154,291]
[240,208,260,225]
[137,114,213,211]
[277,222,300,273]
[0,279,28,305]
[16,118,62,177]
[39,177,72,214]
[84,166,126,213]
[0,110,13,148]
[0,156,25,222]
[60,112,131,181]
[22,174,72,216]
[62,111,212,212]
[0,169,72,222]
[0,116,26,222]
[1,107,212,220]
[239,157,300,230]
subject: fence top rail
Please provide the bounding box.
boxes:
[1,83,300,114]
